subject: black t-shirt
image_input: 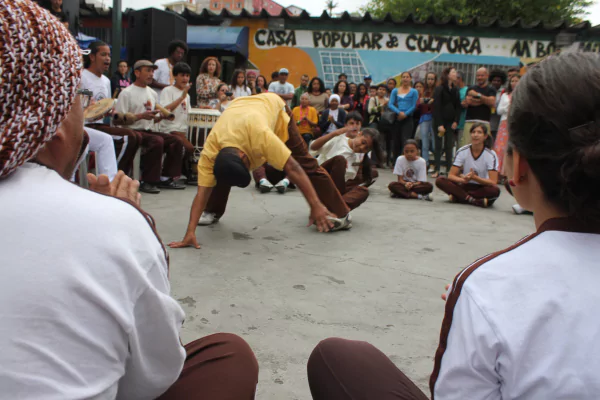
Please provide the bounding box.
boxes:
[465,85,496,121]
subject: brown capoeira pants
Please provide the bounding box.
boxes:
[205,116,351,219]
[157,333,259,400]
[87,123,141,176]
[435,176,500,204]
[136,130,185,183]
[321,155,369,210]
[389,181,434,199]
[307,338,430,400]
[346,164,379,189]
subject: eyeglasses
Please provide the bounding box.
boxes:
[77,89,93,110]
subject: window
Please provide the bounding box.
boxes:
[319,50,369,89]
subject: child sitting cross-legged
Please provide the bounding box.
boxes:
[389,139,434,201]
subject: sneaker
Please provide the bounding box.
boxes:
[275,178,289,194]
[158,178,186,190]
[198,212,219,226]
[328,214,352,232]
[139,182,160,194]
[421,193,433,202]
[512,204,532,215]
[259,179,273,193]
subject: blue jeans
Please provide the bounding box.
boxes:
[419,120,434,164]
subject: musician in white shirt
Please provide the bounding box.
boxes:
[151,39,188,98]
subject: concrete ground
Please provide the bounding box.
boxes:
[144,169,533,399]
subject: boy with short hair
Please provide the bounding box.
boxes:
[160,62,195,184]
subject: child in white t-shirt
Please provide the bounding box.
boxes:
[389,140,433,200]
[159,62,195,184]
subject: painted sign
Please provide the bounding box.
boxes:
[254,29,556,58]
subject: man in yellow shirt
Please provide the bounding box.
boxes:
[292,93,319,144]
[169,93,352,249]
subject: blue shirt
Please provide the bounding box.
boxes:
[388,88,419,116]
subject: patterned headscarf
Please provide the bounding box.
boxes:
[0,0,83,178]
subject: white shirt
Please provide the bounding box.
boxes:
[159,85,190,133]
[497,92,511,122]
[393,156,427,182]
[0,163,185,399]
[312,135,361,181]
[268,81,295,106]
[326,109,340,133]
[453,144,498,184]
[81,69,112,124]
[115,84,158,131]
[154,58,174,98]
[433,219,600,400]
[232,85,251,98]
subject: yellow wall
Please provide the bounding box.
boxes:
[231,19,317,86]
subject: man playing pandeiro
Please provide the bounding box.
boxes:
[169,93,353,249]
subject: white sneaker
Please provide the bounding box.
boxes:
[327,213,352,232]
[259,179,273,193]
[198,211,218,226]
[275,178,289,194]
[512,204,531,215]
[421,193,433,202]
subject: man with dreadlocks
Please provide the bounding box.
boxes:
[0,1,258,398]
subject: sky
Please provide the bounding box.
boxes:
[102,0,600,26]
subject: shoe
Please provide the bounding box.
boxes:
[421,193,433,201]
[158,178,186,190]
[139,182,160,194]
[390,192,400,198]
[512,204,532,215]
[275,178,289,194]
[186,175,198,186]
[448,194,457,203]
[474,198,489,208]
[328,214,352,232]
[259,179,273,193]
[198,212,219,226]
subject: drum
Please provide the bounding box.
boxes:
[187,108,221,160]
[84,98,115,123]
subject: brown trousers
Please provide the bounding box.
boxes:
[88,123,141,176]
[388,182,433,199]
[321,156,369,210]
[435,176,500,204]
[157,333,259,400]
[138,130,185,183]
[205,116,350,219]
[307,338,429,400]
[170,131,195,157]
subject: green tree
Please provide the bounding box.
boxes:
[362,0,592,23]
[325,0,338,15]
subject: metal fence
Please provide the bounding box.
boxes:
[430,61,513,86]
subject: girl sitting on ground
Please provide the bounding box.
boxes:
[435,122,500,208]
[389,139,433,201]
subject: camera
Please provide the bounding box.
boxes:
[225,92,233,97]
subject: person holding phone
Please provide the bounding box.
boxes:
[461,67,496,147]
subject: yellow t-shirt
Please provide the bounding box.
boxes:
[292,106,318,135]
[197,93,292,187]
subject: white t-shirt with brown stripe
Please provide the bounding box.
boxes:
[431,218,600,399]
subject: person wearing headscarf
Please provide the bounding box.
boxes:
[0,1,258,398]
[318,94,347,134]
[169,93,353,249]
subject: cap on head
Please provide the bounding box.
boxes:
[0,0,83,178]
[213,149,251,188]
[133,60,158,71]
[278,68,289,75]
[364,75,372,80]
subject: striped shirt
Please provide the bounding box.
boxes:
[431,218,600,400]
[453,144,498,184]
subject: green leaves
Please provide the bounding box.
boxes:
[361,0,592,23]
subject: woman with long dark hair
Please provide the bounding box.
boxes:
[307,77,329,113]
[386,78,397,95]
[417,72,437,172]
[256,75,269,94]
[334,80,353,112]
[432,67,461,178]
[353,83,369,120]
[229,69,251,98]
[308,53,600,400]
